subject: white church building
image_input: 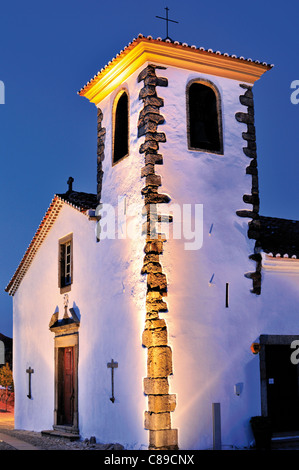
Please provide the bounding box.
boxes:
[6,34,299,450]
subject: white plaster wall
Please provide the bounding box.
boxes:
[12,64,149,449]
[12,59,299,451]
[84,64,148,448]
[94,62,299,449]
[13,200,148,449]
[136,64,299,450]
[135,65,260,449]
[77,232,148,449]
[13,204,97,431]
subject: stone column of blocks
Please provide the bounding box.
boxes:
[137,64,178,450]
[97,108,106,203]
[235,84,262,294]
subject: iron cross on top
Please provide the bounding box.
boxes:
[156,7,179,41]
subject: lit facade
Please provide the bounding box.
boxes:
[6,36,299,450]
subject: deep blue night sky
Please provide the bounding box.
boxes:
[0,0,298,336]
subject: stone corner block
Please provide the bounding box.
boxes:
[142,326,168,348]
[143,377,169,395]
[144,411,171,430]
[147,346,173,378]
[149,429,178,449]
[148,394,176,413]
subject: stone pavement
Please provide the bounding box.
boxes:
[0,406,39,450]
[2,403,298,451]
[0,431,40,450]
[0,406,38,450]
[0,405,124,450]
[0,406,14,429]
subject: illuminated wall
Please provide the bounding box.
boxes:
[146,64,299,449]
[11,38,299,450]
[12,201,148,448]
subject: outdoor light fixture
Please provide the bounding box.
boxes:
[234,383,243,396]
[250,342,261,354]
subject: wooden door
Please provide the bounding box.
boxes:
[58,346,74,425]
[63,347,74,425]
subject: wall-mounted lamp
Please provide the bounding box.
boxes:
[234,383,243,396]
[250,342,261,354]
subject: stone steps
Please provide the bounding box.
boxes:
[41,429,80,441]
[271,434,299,449]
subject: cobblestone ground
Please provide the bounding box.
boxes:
[0,439,15,450]
[0,405,124,450]
[0,428,125,450]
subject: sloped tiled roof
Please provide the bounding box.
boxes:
[56,190,98,211]
[5,190,97,296]
[258,215,299,258]
[78,33,274,95]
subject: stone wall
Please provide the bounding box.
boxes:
[97,108,106,203]
[235,84,261,295]
[138,64,178,450]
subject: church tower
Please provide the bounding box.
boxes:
[79,34,271,450]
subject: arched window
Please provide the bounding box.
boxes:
[187,80,223,154]
[112,90,129,165]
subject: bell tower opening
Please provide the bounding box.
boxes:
[112,90,129,164]
[187,80,223,154]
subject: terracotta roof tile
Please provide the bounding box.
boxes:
[56,190,98,211]
[258,215,299,258]
[78,34,274,95]
[5,191,97,296]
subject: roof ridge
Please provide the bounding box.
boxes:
[55,190,98,211]
[256,214,299,259]
[5,192,97,296]
[78,34,274,95]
